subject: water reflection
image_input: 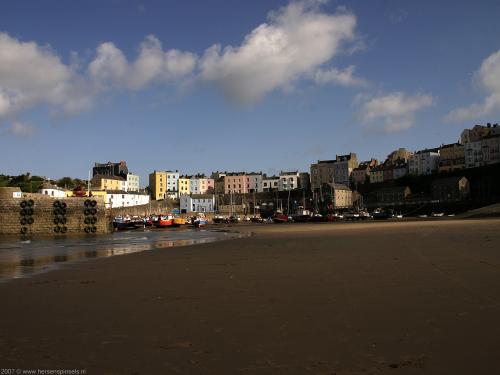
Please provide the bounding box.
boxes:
[0,229,244,280]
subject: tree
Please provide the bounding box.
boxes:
[56,177,75,189]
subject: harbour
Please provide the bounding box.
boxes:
[0,228,247,281]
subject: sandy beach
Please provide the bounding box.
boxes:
[1,219,500,374]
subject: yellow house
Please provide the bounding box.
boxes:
[149,171,167,200]
[179,176,191,195]
[91,175,126,191]
[369,165,384,184]
[438,143,465,173]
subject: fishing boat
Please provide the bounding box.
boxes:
[192,213,208,228]
[272,211,289,223]
[155,214,175,228]
[372,208,393,220]
[113,216,142,230]
[172,217,186,226]
[212,215,227,224]
[309,213,327,222]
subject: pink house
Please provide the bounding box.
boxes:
[225,173,249,194]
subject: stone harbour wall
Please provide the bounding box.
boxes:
[0,193,111,236]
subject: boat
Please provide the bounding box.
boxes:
[343,211,359,220]
[212,215,227,224]
[431,212,444,217]
[358,210,371,220]
[155,214,175,228]
[272,211,289,223]
[192,213,208,228]
[372,208,392,220]
[172,217,186,226]
[113,216,142,230]
[228,216,239,223]
[309,214,327,222]
[330,212,344,221]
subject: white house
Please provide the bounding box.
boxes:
[262,175,280,192]
[126,173,140,192]
[106,190,150,208]
[279,171,300,191]
[180,194,215,213]
[40,186,66,198]
[409,149,440,175]
[247,173,263,193]
[166,171,179,197]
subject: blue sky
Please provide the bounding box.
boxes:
[1,0,500,185]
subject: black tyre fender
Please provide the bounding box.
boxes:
[60,217,67,225]
[91,217,97,224]
[91,200,97,207]
[91,226,97,233]
[20,217,28,225]
[27,217,34,225]
[90,208,97,215]
[84,227,90,233]
[60,202,67,209]
[20,227,27,234]
[20,209,28,216]
[54,226,61,233]
[84,199,91,207]
[27,199,34,207]
[53,201,61,208]
[54,217,60,225]
[20,200,28,208]
[84,217,91,225]
[60,226,67,234]
[84,208,91,216]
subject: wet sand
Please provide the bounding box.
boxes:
[1,219,500,374]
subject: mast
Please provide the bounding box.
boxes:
[287,188,291,215]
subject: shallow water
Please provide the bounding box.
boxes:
[0,228,245,281]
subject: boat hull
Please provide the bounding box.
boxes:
[155,219,174,228]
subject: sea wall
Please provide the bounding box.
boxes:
[0,193,111,236]
[110,199,177,217]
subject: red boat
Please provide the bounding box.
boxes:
[155,214,174,228]
[272,211,289,223]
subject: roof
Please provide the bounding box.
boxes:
[371,165,385,172]
[181,194,214,199]
[482,133,500,140]
[336,153,356,162]
[315,159,336,164]
[104,190,149,195]
[328,183,351,191]
[92,174,125,181]
[440,142,463,149]
[415,147,440,154]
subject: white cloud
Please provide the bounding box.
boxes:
[356,91,434,132]
[89,35,197,90]
[200,0,358,104]
[0,32,197,129]
[0,32,79,119]
[8,121,36,137]
[0,1,363,130]
[314,65,367,87]
[445,49,500,122]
